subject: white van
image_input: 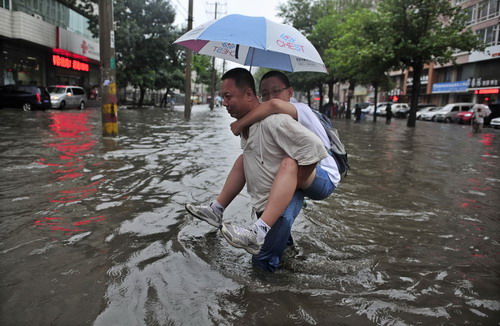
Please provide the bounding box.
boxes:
[377,103,409,116]
[49,85,87,110]
[435,103,474,122]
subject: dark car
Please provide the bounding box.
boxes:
[484,103,500,127]
[0,85,51,111]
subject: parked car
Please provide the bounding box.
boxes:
[350,102,372,115]
[417,103,436,110]
[377,103,409,117]
[393,103,411,118]
[363,104,375,115]
[371,102,391,116]
[0,85,51,111]
[435,102,474,123]
[48,85,86,109]
[484,103,500,127]
[456,108,474,124]
[417,106,441,120]
[489,116,500,129]
[421,107,446,121]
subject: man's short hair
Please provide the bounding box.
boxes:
[221,68,256,96]
[260,71,291,88]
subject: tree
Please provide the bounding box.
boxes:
[278,0,335,109]
[318,9,395,121]
[288,72,323,108]
[114,0,184,107]
[378,0,483,127]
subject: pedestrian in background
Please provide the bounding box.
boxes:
[472,106,484,132]
[354,104,362,122]
[386,103,393,124]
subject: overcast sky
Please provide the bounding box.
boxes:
[173,0,285,28]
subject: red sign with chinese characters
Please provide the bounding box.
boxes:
[52,55,89,72]
[474,89,499,94]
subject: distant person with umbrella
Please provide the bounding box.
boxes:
[472,104,490,132]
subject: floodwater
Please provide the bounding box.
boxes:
[1,105,499,325]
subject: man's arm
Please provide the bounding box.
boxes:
[230,99,298,135]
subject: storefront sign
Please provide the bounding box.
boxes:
[432,81,468,93]
[467,77,499,89]
[57,28,100,61]
[406,75,428,86]
[52,55,90,72]
[474,89,499,94]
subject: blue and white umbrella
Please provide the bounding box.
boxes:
[174,14,327,73]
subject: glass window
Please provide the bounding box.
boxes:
[72,87,84,95]
[1,0,10,9]
[464,5,476,25]
[476,24,499,46]
[12,0,95,39]
[478,0,500,21]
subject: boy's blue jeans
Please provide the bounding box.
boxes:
[252,166,336,272]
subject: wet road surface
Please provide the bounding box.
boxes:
[1,105,499,325]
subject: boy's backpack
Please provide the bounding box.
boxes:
[311,109,350,177]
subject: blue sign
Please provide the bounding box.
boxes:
[432,81,468,93]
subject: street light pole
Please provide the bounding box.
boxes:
[184,0,193,119]
[98,0,118,137]
[209,2,217,111]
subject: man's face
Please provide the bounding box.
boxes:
[221,78,251,119]
[259,76,292,102]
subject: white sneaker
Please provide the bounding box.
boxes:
[220,222,263,255]
[185,203,222,227]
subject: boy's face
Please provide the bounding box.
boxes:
[259,76,293,102]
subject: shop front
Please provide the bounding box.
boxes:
[1,40,48,86]
[468,77,500,104]
[47,27,100,93]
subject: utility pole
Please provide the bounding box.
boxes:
[184,0,193,120]
[207,2,226,110]
[98,0,118,137]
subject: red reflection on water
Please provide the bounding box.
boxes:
[479,133,493,146]
[35,111,106,233]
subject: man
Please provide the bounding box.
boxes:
[186,69,337,271]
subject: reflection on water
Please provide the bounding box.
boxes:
[34,111,106,232]
[1,107,499,325]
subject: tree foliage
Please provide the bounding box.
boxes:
[378,0,483,126]
[114,0,184,106]
[192,54,212,86]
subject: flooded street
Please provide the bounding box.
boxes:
[1,105,499,325]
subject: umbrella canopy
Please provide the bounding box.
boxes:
[174,14,327,73]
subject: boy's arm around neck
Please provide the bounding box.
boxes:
[230,99,298,135]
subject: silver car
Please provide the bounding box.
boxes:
[434,102,474,123]
[49,85,86,109]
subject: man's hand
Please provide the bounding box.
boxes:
[230,120,243,136]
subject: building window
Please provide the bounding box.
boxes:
[463,0,499,25]
[477,0,500,22]
[1,0,10,9]
[11,0,94,39]
[476,24,500,46]
[464,5,477,25]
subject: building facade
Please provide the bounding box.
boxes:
[0,0,99,92]
[383,0,500,106]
